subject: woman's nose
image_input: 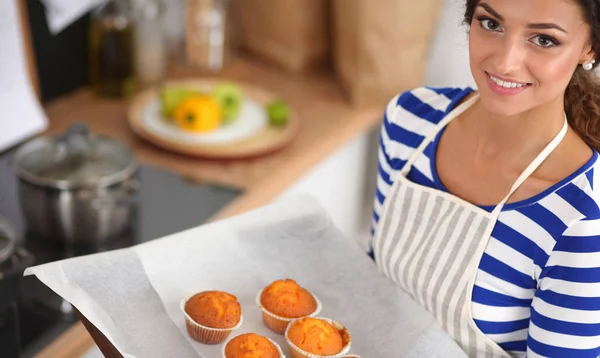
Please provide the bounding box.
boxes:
[494,36,526,75]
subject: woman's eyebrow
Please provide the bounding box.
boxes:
[527,23,568,33]
[477,3,504,21]
[477,2,568,33]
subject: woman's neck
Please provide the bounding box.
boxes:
[462,94,567,162]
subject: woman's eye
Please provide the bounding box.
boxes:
[531,35,558,48]
[481,19,501,31]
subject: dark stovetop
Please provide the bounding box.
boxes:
[0,150,242,358]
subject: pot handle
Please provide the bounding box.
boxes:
[58,123,91,143]
[91,179,140,210]
[56,123,94,161]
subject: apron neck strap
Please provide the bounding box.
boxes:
[491,115,569,216]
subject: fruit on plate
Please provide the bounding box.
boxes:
[266,100,290,126]
[173,95,222,133]
[211,82,243,124]
[160,87,202,118]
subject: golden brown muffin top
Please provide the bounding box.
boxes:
[260,279,317,318]
[184,291,241,329]
[287,317,344,356]
[224,333,280,358]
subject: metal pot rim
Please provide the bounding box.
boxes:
[12,135,138,190]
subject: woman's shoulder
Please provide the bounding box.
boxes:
[383,86,475,126]
[380,86,475,155]
[549,153,600,236]
[548,159,600,269]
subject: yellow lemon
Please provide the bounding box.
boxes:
[173,95,222,133]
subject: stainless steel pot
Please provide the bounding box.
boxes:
[12,123,139,245]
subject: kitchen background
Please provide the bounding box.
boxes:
[0,0,476,357]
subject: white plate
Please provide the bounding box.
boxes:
[140,97,268,146]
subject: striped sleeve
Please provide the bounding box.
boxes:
[527,216,600,357]
[369,94,403,254]
[369,90,424,249]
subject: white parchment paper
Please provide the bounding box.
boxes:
[25,195,468,358]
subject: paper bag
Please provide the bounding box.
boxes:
[234,0,330,72]
[332,0,442,107]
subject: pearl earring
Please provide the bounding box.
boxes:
[583,59,596,71]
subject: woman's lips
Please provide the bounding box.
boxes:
[486,72,531,96]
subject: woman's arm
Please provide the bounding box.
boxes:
[369,93,403,256]
[527,217,600,357]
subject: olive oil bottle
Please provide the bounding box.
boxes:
[89,0,135,98]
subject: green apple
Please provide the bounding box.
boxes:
[267,100,290,126]
[212,82,243,124]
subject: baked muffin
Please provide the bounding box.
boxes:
[185,291,241,328]
[261,279,317,318]
[258,279,320,334]
[224,333,282,358]
[181,291,242,344]
[287,317,344,355]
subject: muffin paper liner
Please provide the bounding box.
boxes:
[222,335,287,358]
[284,317,352,358]
[180,296,243,345]
[256,287,322,334]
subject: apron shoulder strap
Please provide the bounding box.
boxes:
[401,94,480,176]
[492,116,569,215]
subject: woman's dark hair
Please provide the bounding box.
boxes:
[464,0,600,151]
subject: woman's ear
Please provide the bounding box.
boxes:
[581,45,596,64]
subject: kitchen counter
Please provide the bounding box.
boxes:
[33,57,383,358]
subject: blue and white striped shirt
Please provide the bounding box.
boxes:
[371,87,600,357]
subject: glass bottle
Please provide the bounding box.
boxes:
[132,0,166,88]
[89,0,135,98]
[184,0,234,73]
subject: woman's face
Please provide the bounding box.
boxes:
[469,0,594,116]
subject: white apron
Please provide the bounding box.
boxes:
[372,95,568,358]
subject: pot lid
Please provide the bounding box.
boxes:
[12,123,137,189]
[0,216,16,265]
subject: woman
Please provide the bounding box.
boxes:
[370,1,600,357]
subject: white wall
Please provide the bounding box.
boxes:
[424,0,477,88]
